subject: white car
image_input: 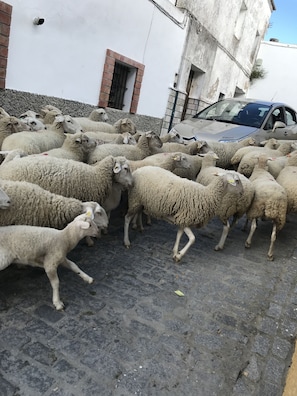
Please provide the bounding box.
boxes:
[170,98,297,144]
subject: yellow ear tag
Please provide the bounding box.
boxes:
[86,210,92,218]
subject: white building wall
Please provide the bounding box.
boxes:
[247,41,297,111]
[5,0,188,118]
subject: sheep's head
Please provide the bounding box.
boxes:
[114,118,137,134]
[89,108,109,122]
[55,115,83,134]
[2,116,31,133]
[113,156,134,190]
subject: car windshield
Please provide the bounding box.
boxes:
[193,99,271,128]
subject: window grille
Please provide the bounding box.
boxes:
[108,62,130,110]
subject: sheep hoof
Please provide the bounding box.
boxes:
[245,242,251,249]
[214,245,222,251]
[173,253,182,262]
[55,301,65,311]
[267,255,274,261]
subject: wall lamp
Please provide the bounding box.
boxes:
[33,17,45,26]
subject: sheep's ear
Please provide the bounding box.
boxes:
[123,135,129,144]
[80,220,91,230]
[85,208,95,219]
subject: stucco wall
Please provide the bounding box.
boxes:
[4,0,187,119]
[247,41,297,111]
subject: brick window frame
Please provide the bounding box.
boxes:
[0,1,12,89]
[99,49,144,114]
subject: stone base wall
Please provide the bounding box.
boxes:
[0,89,163,135]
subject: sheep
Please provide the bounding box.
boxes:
[87,131,163,164]
[1,114,83,154]
[128,152,191,230]
[267,150,297,179]
[73,108,109,125]
[230,138,280,167]
[276,161,297,214]
[40,106,62,123]
[0,107,10,118]
[172,153,203,180]
[150,140,205,156]
[0,116,31,148]
[19,111,46,131]
[0,186,11,209]
[85,131,137,145]
[245,154,287,261]
[40,132,97,162]
[135,130,184,144]
[196,151,254,251]
[124,166,243,261]
[128,151,191,173]
[0,155,134,213]
[113,118,137,134]
[0,178,108,246]
[0,212,101,310]
[0,149,28,165]
[236,141,297,178]
[198,137,257,169]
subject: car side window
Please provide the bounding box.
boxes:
[263,107,285,130]
[285,107,297,126]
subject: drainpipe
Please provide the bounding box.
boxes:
[168,89,179,132]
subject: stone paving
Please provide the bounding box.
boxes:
[0,204,297,396]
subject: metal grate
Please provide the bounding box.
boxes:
[108,62,130,110]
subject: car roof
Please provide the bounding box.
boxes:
[229,97,291,108]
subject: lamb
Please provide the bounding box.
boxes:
[196,151,254,250]
[0,179,108,247]
[113,118,137,134]
[0,155,134,211]
[19,111,46,131]
[236,141,297,178]
[245,154,287,261]
[1,114,83,154]
[0,116,31,148]
[124,166,243,261]
[40,132,97,162]
[267,150,297,179]
[87,131,163,164]
[198,137,257,168]
[0,212,100,310]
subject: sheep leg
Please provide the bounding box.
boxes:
[61,258,94,283]
[245,218,257,248]
[267,223,277,261]
[173,227,195,262]
[124,212,135,248]
[215,220,230,251]
[44,266,64,311]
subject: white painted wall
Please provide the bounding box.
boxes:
[5,0,187,118]
[248,41,297,111]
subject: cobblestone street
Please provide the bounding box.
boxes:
[0,204,297,396]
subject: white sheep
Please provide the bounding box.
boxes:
[113,118,137,134]
[128,151,191,173]
[85,131,137,145]
[0,107,10,118]
[198,137,257,169]
[1,114,83,154]
[40,132,97,162]
[74,108,109,125]
[196,151,254,251]
[236,141,297,178]
[124,166,243,261]
[0,116,31,148]
[267,150,297,179]
[276,160,297,214]
[151,140,204,156]
[173,153,203,180]
[87,131,163,164]
[230,138,280,168]
[245,154,287,261]
[0,155,134,212]
[0,213,100,310]
[135,130,184,144]
[0,179,108,247]
[40,106,62,123]
[19,111,46,131]
[0,186,10,209]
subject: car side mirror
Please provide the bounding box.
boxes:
[272,121,286,132]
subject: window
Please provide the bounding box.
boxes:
[285,107,297,126]
[99,50,145,114]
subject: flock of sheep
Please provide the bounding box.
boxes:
[0,103,296,309]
